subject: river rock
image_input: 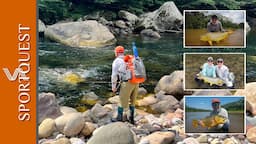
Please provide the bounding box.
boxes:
[140,29,161,39]
[136,95,158,107]
[182,137,200,144]
[140,131,175,144]
[108,95,120,104]
[115,20,127,29]
[55,113,84,137]
[90,103,112,125]
[223,137,239,144]
[39,118,56,138]
[193,90,232,96]
[38,93,62,123]
[246,22,251,33]
[196,134,208,143]
[45,20,116,48]
[235,82,256,115]
[62,72,84,85]
[87,122,137,144]
[81,92,99,105]
[70,138,85,144]
[246,126,256,143]
[81,122,97,137]
[60,106,77,114]
[118,10,139,25]
[82,110,93,122]
[39,19,46,33]
[150,94,179,113]
[135,1,182,32]
[138,87,148,96]
[42,138,71,144]
[155,70,184,97]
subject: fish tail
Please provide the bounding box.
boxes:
[192,119,198,128]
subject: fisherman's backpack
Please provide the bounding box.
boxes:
[123,55,146,84]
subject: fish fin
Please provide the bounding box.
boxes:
[192,120,198,128]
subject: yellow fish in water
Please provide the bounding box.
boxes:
[192,115,226,129]
[200,30,233,46]
[196,74,224,86]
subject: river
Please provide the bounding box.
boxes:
[185,112,244,133]
[39,31,256,107]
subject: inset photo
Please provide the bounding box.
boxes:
[184,10,246,48]
[184,53,245,90]
[185,96,245,134]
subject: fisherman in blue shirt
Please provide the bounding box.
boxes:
[201,57,216,78]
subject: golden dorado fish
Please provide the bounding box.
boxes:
[196,74,224,86]
[192,115,226,129]
[200,30,233,46]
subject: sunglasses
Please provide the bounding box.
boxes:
[212,103,220,106]
[217,61,223,63]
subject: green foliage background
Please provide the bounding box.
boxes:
[38,0,256,25]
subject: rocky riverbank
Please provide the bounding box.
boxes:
[38,70,256,144]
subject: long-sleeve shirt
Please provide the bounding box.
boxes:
[210,107,230,124]
[207,20,225,32]
[111,55,126,89]
[201,63,216,78]
[216,65,229,82]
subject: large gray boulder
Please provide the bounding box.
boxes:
[87,122,137,144]
[39,19,46,33]
[136,1,182,32]
[140,29,161,39]
[155,71,184,97]
[118,10,139,25]
[45,20,116,48]
[38,93,62,123]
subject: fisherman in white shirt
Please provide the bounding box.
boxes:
[215,58,234,88]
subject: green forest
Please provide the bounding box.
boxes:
[39,0,256,25]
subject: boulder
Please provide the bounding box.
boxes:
[155,71,184,97]
[87,122,137,144]
[138,87,148,96]
[81,122,97,137]
[235,82,256,115]
[39,19,46,33]
[81,92,99,105]
[39,118,56,138]
[70,138,86,144]
[182,137,199,144]
[135,1,182,32]
[140,131,175,144]
[45,20,116,48]
[41,138,71,144]
[136,95,158,107]
[55,113,84,137]
[114,20,127,29]
[108,95,120,104]
[196,134,208,143]
[150,93,179,113]
[140,29,161,39]
[60,106,77,114]
[38,93,62,123]
[246,126,256,143]
[118,10,139,25]
[90,103,112,125]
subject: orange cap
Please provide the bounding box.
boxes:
[124,55,132,62]
[115,46,124,53]
[212,98,220,103]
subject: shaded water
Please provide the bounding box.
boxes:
[185,112,244,133]
[39,31,256,107]
[185,29,244,46]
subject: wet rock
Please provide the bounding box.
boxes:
[115,20,127,29]
[118,10,139,25]
[62,72,84,85]
[246,126,256,143]
[60,106,77,114]
[136,95,158,107]
[45,20,116,48]
[140,131,175,144]
[38,93,62,123]
[135,1,182,32]
[155,71,184,97]
[138,87,148,96]
[90,103,112,125]
[82,110,93,122]
[98,17,110,25]
[39,19,46,33]
[81,122,97,137]
[235,82,256,116]
[140,29,161,39]
[81,92,99,106]
[87,122,137,144]
[39,118,56,138]
[55,113,84,137]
